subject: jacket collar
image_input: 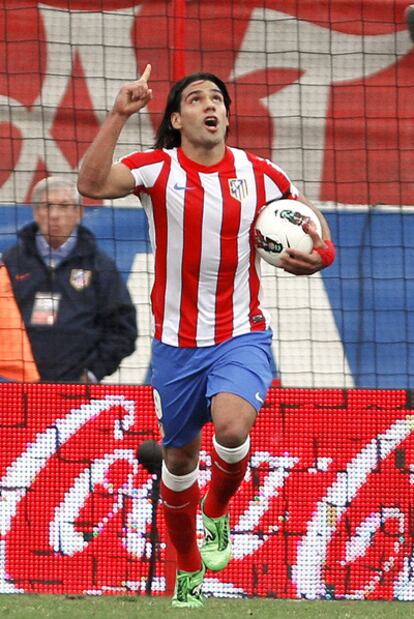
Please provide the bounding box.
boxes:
[18,222,97,260]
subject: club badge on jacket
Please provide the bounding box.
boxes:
[69,269,92,290]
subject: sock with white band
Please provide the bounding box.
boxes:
[212,434,250,464]
[160,462,201,572]
[161,461,199,492]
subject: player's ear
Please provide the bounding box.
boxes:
[170,112,182,130]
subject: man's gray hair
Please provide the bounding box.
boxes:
[32,176,80,206]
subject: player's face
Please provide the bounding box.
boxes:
[33,186,82,249]
[170,80,229,150]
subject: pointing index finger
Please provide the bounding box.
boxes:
[140,64,151,82]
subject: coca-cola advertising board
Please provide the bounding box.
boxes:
[1,383,414,600]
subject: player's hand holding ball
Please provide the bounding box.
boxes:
[254,199,335,275]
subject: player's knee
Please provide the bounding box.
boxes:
[163,450,199,476]
[214,421,249,448]
[212,397,255,447]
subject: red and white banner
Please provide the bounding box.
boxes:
[1,1,413,205]
[1,384,414,599]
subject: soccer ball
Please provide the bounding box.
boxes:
[254,199,322,268]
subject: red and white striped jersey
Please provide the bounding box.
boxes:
[121,146,297,347]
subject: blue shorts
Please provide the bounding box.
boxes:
[151,330,273,448]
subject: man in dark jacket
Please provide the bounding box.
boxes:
[2,176,137,383]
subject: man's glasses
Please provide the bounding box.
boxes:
[35,203,79,212]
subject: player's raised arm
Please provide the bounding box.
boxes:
[78,64,152,200]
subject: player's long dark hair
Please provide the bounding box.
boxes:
[153,72,231,149]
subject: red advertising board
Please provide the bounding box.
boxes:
[1,384,414,600]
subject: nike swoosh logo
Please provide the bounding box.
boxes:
[173,182,195,191]
[15,273,31,281]
[255,392,264,404]
[204,530,216,542]
[191,584,203,596]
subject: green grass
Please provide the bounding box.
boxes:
[0,595,413,618]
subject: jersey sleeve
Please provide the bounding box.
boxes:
[256,156,299,202]
[119,149,167,192]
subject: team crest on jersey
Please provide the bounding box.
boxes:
[229,178,248,201]
[70,269,92,290]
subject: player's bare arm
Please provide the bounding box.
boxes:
[296,192,331,242]
[78,64,152,200]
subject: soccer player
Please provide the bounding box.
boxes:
[78,65,335,607]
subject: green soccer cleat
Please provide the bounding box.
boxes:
[171,563,206,609]
[200,496,232,572]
